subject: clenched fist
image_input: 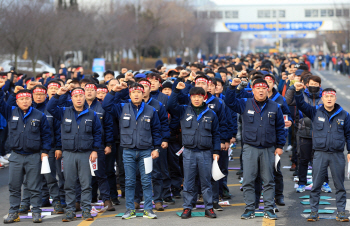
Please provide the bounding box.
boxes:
[231,78,242,87]
[294,82,304,92]
[176,82,186,90]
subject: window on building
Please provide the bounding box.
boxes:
[312,9,318,17]
[209,11,223,19]
[225,11,238,18]
[320,9,327,17]
[336,9,342,17]
[344,9,349,17]
[264,10,271,18]
[328,9,334,17]
[258,10,264,18]
[198,11,208,19]
[305,9,311,17]
[279,10,285,18]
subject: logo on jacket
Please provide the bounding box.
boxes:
[208,104,215,109]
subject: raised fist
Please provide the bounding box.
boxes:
[57,87,68,95]
[14,86,24,93]
[294,82,304,92]
[231,78,242,87]
[176,82,186,90]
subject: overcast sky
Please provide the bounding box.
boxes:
[211,0,350,6]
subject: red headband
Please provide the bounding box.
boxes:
[190,94,205,98]
[33,88,47,94]
[139,81,151,87]
[48,83,61,89]
[264,76,274,82]
[253,83,268,89]
[36,77,41,81]
[322,91,336,96]
[85,84,97,90]
[71,89,85,96]
[16,92,32,99]
[25,80,31,85]
[195,78,208,84]
[97,88,108,93]
[129,87,144,93]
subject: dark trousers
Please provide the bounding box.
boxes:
[219,149,230,196]
[0,127,8,156]
[92,150,111,202]
[105,143,118,200]
[116,145,125,193]
[298,137,328,185]
[310,151,346,212]
[55,157,65,200]
[167,141,183,193]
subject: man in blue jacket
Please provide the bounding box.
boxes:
[225,78,286,220]
[294,84,350,222]
[7,84,64,215]
[102,82,162,220]
[0,81,52,224]
[46,86,102,222]
[168,84,220,219]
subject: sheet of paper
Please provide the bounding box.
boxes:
[275,154,280,171]
[176,147,184,156]
[144,156,153,174]
[212,156,225,181]
[41,156,51,174]
[89,159,98,176]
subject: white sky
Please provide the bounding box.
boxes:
[211,0,350,6]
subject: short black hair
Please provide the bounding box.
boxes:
[104,70,115,77]
[189,87,205,96]
[146,73,162,82]
[96,84,108,89]
[252,78,268,87]
[79,78,92,85]
[208,77,217,86]
[322,88,336,94]
[216,78,225,86]
[205,70,215,76]
[196,71,205,77]
[129,82,144,90]
[17,89,32,95]
[116,74,125,80]
[189,63,198,69]
[251,75,263,82]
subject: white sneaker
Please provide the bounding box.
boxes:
[0,156,9,165]
[3,153,10,160]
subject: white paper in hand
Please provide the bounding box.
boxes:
[41,156,51,174]
[275,154,280,171]
[89,159,98,176]
[144,156,153,174]
[212,156,225,181]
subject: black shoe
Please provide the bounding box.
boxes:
[41,199,51,207]
[192,203,197,210]
[181,208,191,219]
[293,170,298,177]
[173,190,182,199]
[273,203,279,212]
[112,198,120,205]
[222,190,232,199]
[91,197,98,203]
[213,202,223,211]
[236,169,243,175]
[32,212,42,223]
[121,191,125,199]
[255,202,260,210]
[205,208,217,218]
[275,198,285,206]
[163,197,175,205]
[62,211,76,222]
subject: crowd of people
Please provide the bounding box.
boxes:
[0,51,349,224]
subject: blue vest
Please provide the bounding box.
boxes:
[312,106,348,152]
[271,92,284,106]
[155,92,169,110]
[119,102,155,150]
[61,107,95,152]
[8,107,43,152]
[242,99,279,148]
[44,109,56,151]
[147,98,161,112]
[180,106,215,150]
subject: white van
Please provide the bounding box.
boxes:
[1,60,56,73]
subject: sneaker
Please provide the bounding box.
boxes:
[104,200,115,211]
[172,190,182,199]
[307,211,319,222]
[82,209,94,221]
[41,199,51,207]
[0,156,9,165]
[321,182,332,193]
[192,203,197,210]
[264,210,277,220]
[53,201,64,214]
[32,212,42,223]
[4,212,20,224]
[336,212,349,222]
[222,190,232,199]
[60,199,67,208]
[112,198,120,205]
[143,209,157,219]
[213,202,223,211]
[18,205,30,214]
[122,209,136,220]
[293,170,298,176]
[236,169,243,175]
[62,211,76,222]
[0,163,4,169]
[163,197,175,205]
[3,153,11,160]
[290,163,296,171]
[205,208,217,218]
[155,202,164,211]
[241,209,255,219]
[181,208,191,219]
[296,185,306,193]
[286,145,292,152]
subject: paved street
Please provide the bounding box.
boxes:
[0,69,350,226]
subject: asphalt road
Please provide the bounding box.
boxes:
[0,69,349,226]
